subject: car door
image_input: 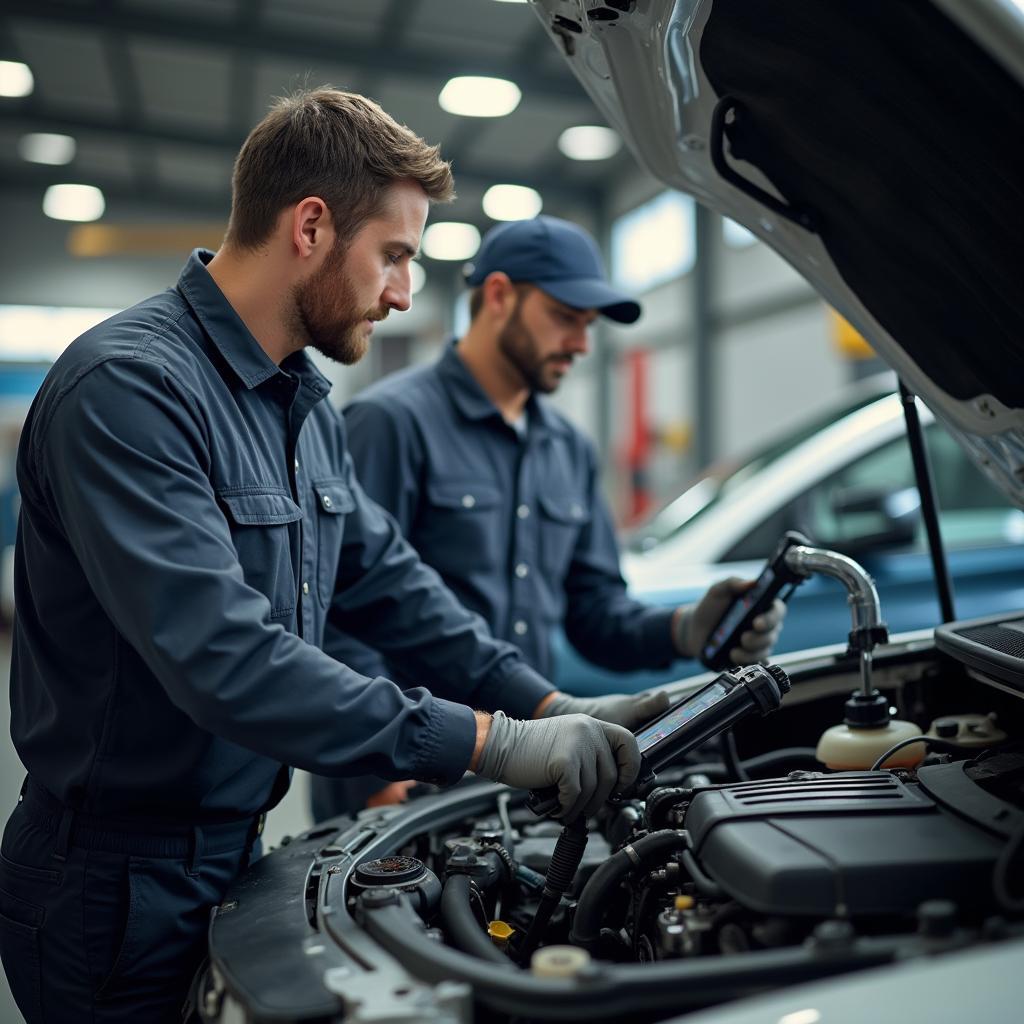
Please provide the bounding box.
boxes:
[722,422,1024,654]
[555,421,1024,696]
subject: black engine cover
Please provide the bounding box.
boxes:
[683,769,1005,917]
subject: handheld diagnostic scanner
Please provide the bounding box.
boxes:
[527,662,792,818]
[700,531,810,671]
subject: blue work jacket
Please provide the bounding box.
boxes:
[10,250,553,823]
[325,342,677,686]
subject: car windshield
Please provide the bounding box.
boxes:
[626,376,897,553]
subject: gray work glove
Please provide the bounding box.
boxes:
[474,711,641,821]
[540,689,672,731]
[675,576,787,665]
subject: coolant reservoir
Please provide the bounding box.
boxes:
[816,718,923,771]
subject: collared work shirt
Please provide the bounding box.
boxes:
[325,343,677,685]
[10,251,552,822]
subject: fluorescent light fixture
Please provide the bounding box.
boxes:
[439,76,520,117]
[558,125,621,161]
[0,60,33,98]
[422,222,480,261]
[483,184,542,221]
[18,132,76,166]
[43,184,106,223]
[409,261,426,295]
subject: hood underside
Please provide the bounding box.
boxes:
[531,0,1024,506]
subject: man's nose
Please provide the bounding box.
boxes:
[384,267,412,313]
[567,324,590,355]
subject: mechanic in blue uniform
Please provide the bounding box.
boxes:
[0,92,656,1023]
[311,215,787,819]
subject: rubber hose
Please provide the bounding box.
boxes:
[570,830,687,952]
[440,874,510,964]
[517,817,589,963]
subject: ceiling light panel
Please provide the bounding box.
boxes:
[483,184,542,221]
[0,61,33,98]
[439,77,521,117]
[558,125,622,161]
[18,133,76,166]
[422,222,480,261]
[43,184,106,222]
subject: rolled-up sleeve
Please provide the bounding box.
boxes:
[37,357,478,785]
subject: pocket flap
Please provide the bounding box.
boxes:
[311,479,356,515]
[218,490,303,526]
[538,493,591,524]
[425,480,502,510]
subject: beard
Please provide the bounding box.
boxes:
[497,298,571,394]
[290,241,386,366]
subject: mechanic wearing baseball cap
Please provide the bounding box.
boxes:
[311,215,786,818]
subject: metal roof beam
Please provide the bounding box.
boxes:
[2,0,585,102]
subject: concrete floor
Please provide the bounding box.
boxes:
[0,632,315,1023]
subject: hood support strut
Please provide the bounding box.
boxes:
[899,379,956,623]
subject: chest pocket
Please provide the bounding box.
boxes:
[421,480,503,576]
[312,478,356,603]
[538,493,591,576]
[218,488,303,620]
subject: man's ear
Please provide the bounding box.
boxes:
[483,272,518,317]
[290,196,332,259]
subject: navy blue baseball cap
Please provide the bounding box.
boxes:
[463,215,641,324]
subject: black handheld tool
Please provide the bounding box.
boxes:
[700,530,809,671]
[526,662,792,817]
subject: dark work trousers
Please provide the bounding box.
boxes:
[0,780,262,1023]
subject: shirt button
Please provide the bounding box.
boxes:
[461,494,476,508]
[513,620,528,636]
[322,495,332,509]
[517,504,530,519]
[571,503,584,519]
[294,458,300,473]
[302,581,310,595]
[515,563,529,579]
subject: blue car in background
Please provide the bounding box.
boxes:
[555,376,1024,695]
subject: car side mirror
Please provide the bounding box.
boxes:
[818,485,921,555]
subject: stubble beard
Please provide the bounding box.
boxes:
[496,300,565,395]
[291,243,386,366]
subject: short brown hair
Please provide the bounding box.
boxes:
[224,87,454,250]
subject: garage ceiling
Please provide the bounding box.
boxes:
[0,0,633,253]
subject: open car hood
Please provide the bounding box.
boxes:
[531,0,1024,507]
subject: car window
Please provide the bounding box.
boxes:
[627,378,897,553]
[724,423,1023,561]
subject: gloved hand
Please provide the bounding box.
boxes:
[674,576,787,664]
[473,711,641,821]
[539,689,671,731]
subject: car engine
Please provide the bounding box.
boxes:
[199,612,1024,1023]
